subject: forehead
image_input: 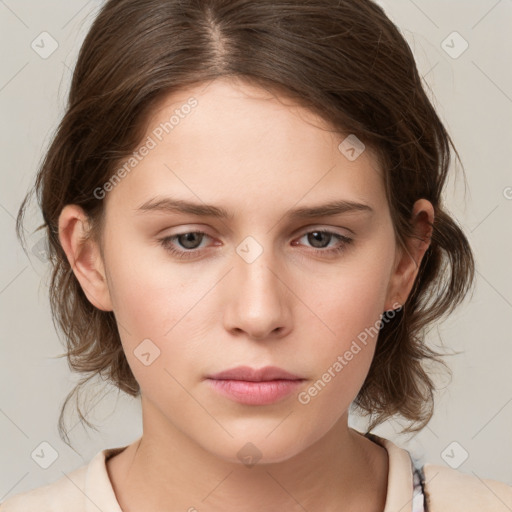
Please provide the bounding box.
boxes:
[105,77,387,216]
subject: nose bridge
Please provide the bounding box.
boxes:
[236,236,284,305]
[223,235,291,338]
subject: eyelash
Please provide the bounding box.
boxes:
[158,229,353,260]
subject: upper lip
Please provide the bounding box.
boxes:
[207,365,303,382]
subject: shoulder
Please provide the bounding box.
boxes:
[0,464,88,511]
[0,444,128,512]
[423,463,512,512]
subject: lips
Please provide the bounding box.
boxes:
[206,365,303,382]
[205,365,305,405]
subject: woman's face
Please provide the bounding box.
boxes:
[72,77,425,463]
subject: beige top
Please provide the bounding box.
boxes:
[1,434,511,511]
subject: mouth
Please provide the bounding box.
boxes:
[205,365,306,405]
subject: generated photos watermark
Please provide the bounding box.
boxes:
[297,302,402,405]
[93,97,198,200]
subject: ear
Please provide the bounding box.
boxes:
[58,204,113,311]
[384,199,434,311]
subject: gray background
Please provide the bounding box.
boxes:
[1,0,511,499]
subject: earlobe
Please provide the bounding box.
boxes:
[384,199,434,312]
[58,204,113,312]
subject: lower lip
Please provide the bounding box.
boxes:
[206,378,304,405]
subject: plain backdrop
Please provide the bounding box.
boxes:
[1,0,511,499]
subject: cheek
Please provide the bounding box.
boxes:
[296,295,385,427]
[103,236,229,390]
[298,244,394,407]
[105,263,202,411]
[317,250,393,344]
[105,235,199,335]
[103,243,196,374]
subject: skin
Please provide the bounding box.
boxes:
[58,77,434,512]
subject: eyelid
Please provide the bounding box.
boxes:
[159,224,352,243]
[294,223,352,235]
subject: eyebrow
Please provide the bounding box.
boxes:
[135,196,374,220]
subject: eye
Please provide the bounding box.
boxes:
[293,229,353,256]
[159,231,213,259]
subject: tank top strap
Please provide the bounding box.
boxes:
[411,459,428,511]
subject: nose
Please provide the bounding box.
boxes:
[222,246,292,341]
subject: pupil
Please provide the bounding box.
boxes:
[309,231,330,248]
[180,232,202,249]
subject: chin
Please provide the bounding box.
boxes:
[200,427,314,467]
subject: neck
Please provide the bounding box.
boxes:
[107,401,388,512]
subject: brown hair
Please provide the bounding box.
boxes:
[16,0,475,445]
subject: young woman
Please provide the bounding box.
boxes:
[4,0,512,511]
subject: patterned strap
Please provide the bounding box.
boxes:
[412,463,428,511]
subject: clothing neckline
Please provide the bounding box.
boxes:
[362,431,420,511]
